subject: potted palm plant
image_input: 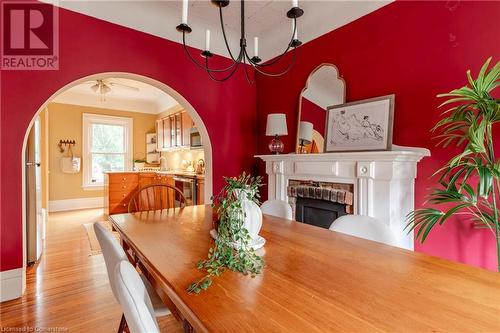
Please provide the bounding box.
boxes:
[406,58,499,271]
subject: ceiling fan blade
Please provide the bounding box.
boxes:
[109,82,140,92]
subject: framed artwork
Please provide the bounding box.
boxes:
[324,95,394,152]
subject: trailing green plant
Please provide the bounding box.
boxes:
[187,172,264,294]
[406,57,500,271]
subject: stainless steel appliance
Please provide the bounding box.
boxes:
[190,127,202,149]
[26,117,44,264]
[174,176,198,206]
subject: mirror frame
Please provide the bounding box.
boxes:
[295,63,346,153]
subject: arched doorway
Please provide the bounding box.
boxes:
[20,72,213,292]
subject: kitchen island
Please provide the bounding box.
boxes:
[104,170,204,215]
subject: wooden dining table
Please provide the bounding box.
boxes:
[109,205,500,333]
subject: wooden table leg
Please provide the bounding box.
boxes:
[182,319,194,333]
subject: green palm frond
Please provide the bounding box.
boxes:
[406,58,499,268]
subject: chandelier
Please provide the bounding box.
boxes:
[176,0,304,83]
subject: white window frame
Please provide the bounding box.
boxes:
[82,113,133,190]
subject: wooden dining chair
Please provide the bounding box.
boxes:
[128,184,186,213]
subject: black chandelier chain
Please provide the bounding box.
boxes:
[176,0,304,83]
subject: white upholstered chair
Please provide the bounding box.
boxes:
[260,200,293,220]
[114,260,160,333]
[328,215,399,247]
[93,222,170,332]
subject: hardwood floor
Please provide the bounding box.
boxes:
[0,208,183,332]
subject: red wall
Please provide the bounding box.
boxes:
[301,98,326,135]
[2,1,499,274]
[256,1,500,270]
[0,7,257,271]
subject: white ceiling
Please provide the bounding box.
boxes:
[47,0,391,61]
[53,78,179,113]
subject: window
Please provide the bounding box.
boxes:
[82,114,133,189]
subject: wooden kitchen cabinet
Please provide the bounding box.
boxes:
[104,173,139,215]
[105,172,176,215]
[156,120,163,150]
[181,111,193,147]
[138,172,157,187]
[197,178,205,205]
[156,110,194,150]
[156,118,172,150]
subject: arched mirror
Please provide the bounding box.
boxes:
[295,64,345,153]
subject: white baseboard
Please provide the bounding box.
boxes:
[0,268,23,302]
[49,197,104,212]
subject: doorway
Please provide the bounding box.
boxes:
[21,72,213,283]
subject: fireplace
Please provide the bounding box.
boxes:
[288,180,353,229]
[295,198,347,229]
[257,145,430,250]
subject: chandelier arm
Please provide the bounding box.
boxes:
[242,53,255,84]
[205,53,243,82]
[247,47,298,77]
[219,6,238,62]
[250,17,297,68]
[182,32,239,73]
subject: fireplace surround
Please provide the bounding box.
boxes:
[257,145,430,249]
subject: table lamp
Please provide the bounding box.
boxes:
[298,121,313,154]
[266,113,288,154]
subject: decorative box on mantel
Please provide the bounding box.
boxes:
[256,145,430,250]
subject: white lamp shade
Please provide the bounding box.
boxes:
[298,121,313,143]
[266,113,288,136]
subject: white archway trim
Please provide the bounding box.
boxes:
[20,72,213,297]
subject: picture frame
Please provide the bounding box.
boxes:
[324,94,394,152]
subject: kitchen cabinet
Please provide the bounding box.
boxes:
[181,111,193,147]
[105,172,175,215]
[156,118,172,151]
[197,178,205,205]
[104,173,139,215]
[156,110,194,150]
[175,114,182,146]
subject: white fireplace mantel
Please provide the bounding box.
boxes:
[256,145,430,250]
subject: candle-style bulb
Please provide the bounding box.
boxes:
[292,0,298,8]
[182,0,188,24]
[205,29,211,51]
[254,37,259,57]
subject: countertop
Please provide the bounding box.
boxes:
[104,170,205,180]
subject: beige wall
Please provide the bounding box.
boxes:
[40,108,49,209]
[160,149,205,171]
[48,102,157,201]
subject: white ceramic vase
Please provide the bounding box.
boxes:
[234,188,262,240]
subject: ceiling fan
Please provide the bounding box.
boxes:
[84,79,140,100]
